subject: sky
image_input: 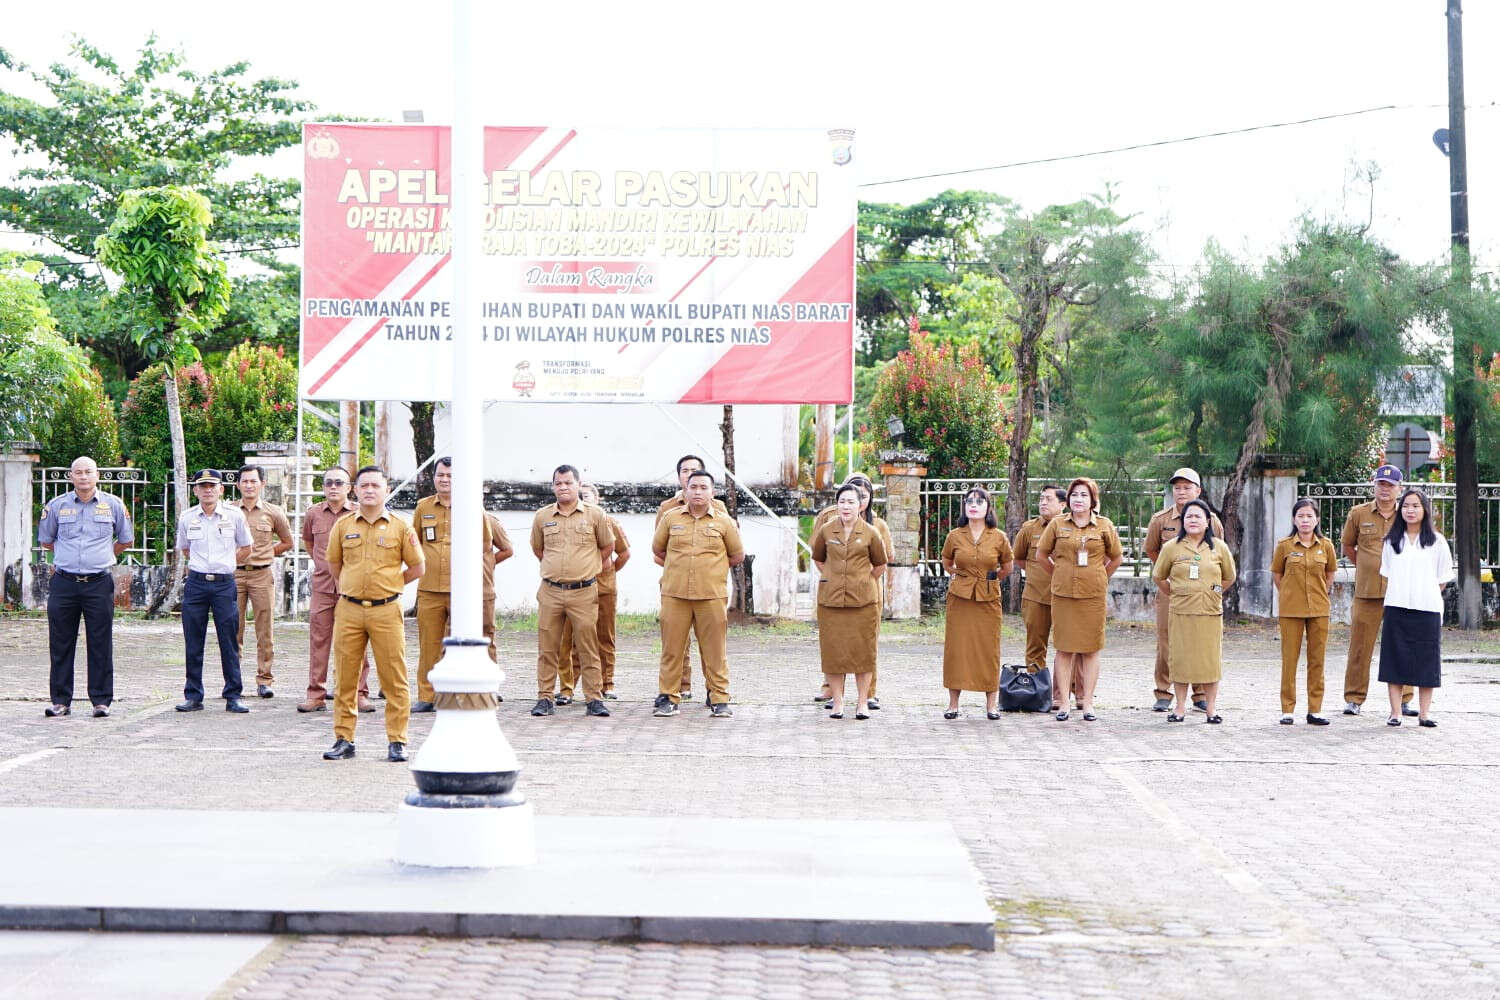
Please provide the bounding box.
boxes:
[2,0,1497,275]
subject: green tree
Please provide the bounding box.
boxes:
[0,258,88,444]
[37,365,121,468]
[96,186,230,614]
[856,190,1000,365]
[1162,221,1420,572]
[202,342,336,468]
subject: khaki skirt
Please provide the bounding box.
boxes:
[1051,594,1107,653]
[1167,613,1223,684]
[817,602,880,676]
[942,593,1001,692]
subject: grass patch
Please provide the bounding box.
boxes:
[990,896,1086,923]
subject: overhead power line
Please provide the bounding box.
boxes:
[859,102,1498,188]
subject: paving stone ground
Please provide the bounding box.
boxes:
[2,609,1499,999]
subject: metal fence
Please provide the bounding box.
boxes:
[918,477,1168,577]
[1298,481,1500,568]
[32,467,242,565]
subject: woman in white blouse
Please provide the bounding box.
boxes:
[1377,489,1454,728]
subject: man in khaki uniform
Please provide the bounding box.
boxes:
[1012,485,1077,708]
[230,464,293,698]
[411,457,506,713]
[530,464,614,718]
[654,454,728,701]
[322,466,424,763]
[298,466,372,713]
[652,470,745,719]
[557,482,629,702]
[482,511,514,664]
[1341,464,1415,716]
[1143,468,1224,712]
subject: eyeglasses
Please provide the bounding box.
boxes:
[323,479,348,486]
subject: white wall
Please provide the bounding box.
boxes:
[384,401,795,488]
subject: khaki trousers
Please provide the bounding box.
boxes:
[1278,616,1328,714]
[307,589,370,703]
[1154,592,1205,701]
[415,591,497,703]
[332,600,409,743]
[559,590,617,697]
[536,583,602,702]
[1344,596,1411,705]
[1021,598,1051,670]
[659,595,729,705]
[234,566,275,686]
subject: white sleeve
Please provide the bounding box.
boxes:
[1379,541,1393,580]
[1434,536,1456,586]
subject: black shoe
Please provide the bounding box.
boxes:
[1306,714,1330,726]
[857,711,872,720]
[1192,700,1208,714]
[225,698,249,713]
[1419,718,1438,728]
[256,685,274,699]
[375,690,385,699]
[943,710,959,720]
[585,699,610,717]
[1401,704,1420,717]
[92,704,109,718]
[653,694,679,717]
[604,690,619,700]
[175,700,203,712]
[411,700,435,713]
[1206,714,1223,724]
[554,694,573,706]
[1152,698,1172,712]
[388,741,408,762]
[868,698,881,710]
[323,739,355,760]
[986,711,1000,721]
[44,704,70,717]
[530,698,554,717]
[1167,713,1184,722]
[710,703,733,719]
[1082,712,1098,722]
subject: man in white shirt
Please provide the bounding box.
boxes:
[175,469,254,713]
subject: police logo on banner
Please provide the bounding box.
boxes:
[512,360,536,397]
[827,128,855,166]
[307,129,340,160]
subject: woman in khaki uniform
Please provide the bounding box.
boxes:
[811,484,888,719]
[1036,477,1123,722]
[813,474,894,710]
[940,487,1014,720]
[1270,499,1337,726]
[1152,499,1237,723]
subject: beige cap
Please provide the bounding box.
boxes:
[1168,467,1202,487]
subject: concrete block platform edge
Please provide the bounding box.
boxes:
[0,906,993,950]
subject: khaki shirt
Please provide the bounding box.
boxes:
[1270,535,1337,618]
[654,490,728,526]
[413,494,495,594]
[1011,514,1056,605]
[302,499,358,595]
[1144,503,1225,560]
[1152,536,1237,615]
[326,509,423,600]
[653,506,744,600]
[231,499,292,566]
[482,513,512,601]
[811,518,887,608]
[530,502,612,583]
[1037,514,1124,599]
[597,516,629,596]
[1341,500,1397,599]
[941,526,1014,603]
[814,506,894,568]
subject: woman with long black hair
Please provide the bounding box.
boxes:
[1270,498,1337,725]
[1378,489,1453,728]
[939,487,1013,720]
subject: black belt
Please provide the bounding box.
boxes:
[57,570,108,583]
[543,577,595,590]
[237,564,272,570]
[342,593,401,607]
[187,570,231,582]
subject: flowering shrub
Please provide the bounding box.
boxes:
[119,361,214,482]
[865,328,1009,477]
[198,342,328,466]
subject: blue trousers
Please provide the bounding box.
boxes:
[48,571,116,707]
[182,573,243,702]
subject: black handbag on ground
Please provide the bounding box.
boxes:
[999,664,1051,712]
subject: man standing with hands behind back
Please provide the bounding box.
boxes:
[298,466,373,713]
[230,464,293,699]
[1341,464,1416,717]
[322,466,424,762]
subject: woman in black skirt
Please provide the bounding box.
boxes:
[1377,489,1454,728]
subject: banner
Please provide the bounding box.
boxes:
[299,125,856,403]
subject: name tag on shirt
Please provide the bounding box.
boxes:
[94,505,112,522]
[1077,548,1088,567]
[670,524,686,534]
[187,524,205,540]
[1189,564,1200,580]
[424,526,437,541]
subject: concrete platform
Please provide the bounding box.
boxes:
[0,808,994,950]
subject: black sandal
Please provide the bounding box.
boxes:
[986,710,1000,720]
[1206,715,1223,724]
[855,712,870,721]
[829,711,844,720]
[1167,713,1184,722]
[942,709,959,720]
[1419,718,1437,728]
[1082,712,1097,722]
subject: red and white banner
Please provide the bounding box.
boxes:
[299,125,855,403]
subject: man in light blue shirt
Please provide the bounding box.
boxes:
[175,469,254,713]
[37,456,133,718]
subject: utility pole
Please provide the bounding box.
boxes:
[1447,0,1482,628]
